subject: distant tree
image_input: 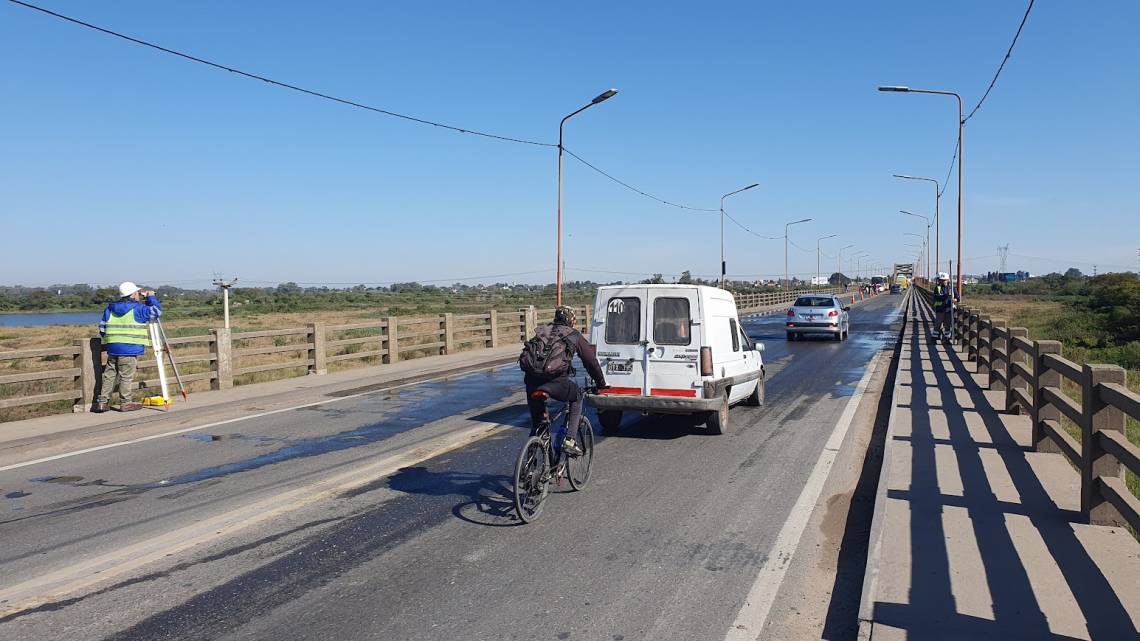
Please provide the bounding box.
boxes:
[641,273,665,285]
[1064,267,1084,279]
[677,270,693,284]
[828,272,850,287]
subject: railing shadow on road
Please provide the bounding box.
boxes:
[875,300,1136,639]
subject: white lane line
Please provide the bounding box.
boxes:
[724,352,882,641]
[0,417,512,617]
[0,363,510,473]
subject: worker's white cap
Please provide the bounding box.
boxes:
[937,272,950,280]
[119,281,142,297]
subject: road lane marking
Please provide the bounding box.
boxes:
[0,415,514,617]
[0,363,510,473]
[724,351,883,641]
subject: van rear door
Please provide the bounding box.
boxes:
[645,289,701,398]
[593,288,648,396]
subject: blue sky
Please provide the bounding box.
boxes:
[2,1,1137,287]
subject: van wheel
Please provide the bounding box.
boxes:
[706,395,730,434]
[745,376,765,406]
[599,410,622,434]
[786,332,795,341]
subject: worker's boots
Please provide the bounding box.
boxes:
[117,402,143,412]
[93,402,109,413]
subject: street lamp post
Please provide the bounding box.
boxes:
[816,234,837,290]
[894,174,940,279]
[852,251,868,282]
[784,218,812,292]
[837,244,854,287]
[720,183,760,288]
[900,210,931,281]
[557,88,618,306]
[879,85,964,299]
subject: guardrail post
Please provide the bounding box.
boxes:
[1006,327,1029,413]
[442,313,454,355]
[488,311,499,348]
[977,315,992,377]
[211,328,233,390]
[384,317,399,364]
[524,306,537,339]
[989,319,1007,390]
[967,311,980,360]
[581,305,592,340]
[1082,364,1127,526]
[1032,340,1062,454]
[73,338,98,412]
[308,322,327,375]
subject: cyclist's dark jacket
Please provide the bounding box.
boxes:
[933,284,956,313]
[550,321,605,383]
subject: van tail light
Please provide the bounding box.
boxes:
[828,310,839,317]
[700,347,713,376]
[786,309,795,317]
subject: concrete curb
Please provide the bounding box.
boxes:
[855,287,914,639]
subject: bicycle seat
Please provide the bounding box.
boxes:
[530,390,550,400]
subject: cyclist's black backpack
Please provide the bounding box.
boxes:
[519,324,578,378]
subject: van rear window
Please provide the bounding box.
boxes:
[605,297,641,344]
[653,298,691,345]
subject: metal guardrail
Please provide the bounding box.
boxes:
[914,285,1140,531]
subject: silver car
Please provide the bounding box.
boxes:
[786,295,850,341]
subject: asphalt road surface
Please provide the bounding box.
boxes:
[0,294,904,641]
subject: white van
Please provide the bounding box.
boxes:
[586,284,764,435]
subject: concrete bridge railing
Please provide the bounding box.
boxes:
[915,285,1140,531]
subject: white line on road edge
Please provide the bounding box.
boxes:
[0,416,513,617]
[724,351,883,641]
[0,363,510,473]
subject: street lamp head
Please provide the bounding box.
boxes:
[592,89,619,104]
[743,183,760,191]
[788,218,812,225]
[818,234,838,241]
[878,85,910,92]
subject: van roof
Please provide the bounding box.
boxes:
[596,284,724,292]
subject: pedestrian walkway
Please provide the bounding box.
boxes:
[859,293,1140,640]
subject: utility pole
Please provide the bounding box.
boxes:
[213,277,238,329]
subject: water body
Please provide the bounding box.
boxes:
[0,312,101,327]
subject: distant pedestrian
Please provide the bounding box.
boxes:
[94,282,161,412]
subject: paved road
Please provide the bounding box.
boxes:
[0,294,903,641]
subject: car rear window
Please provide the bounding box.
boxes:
[794,296,834,307]
[653,297,691,345]
[605,297,641,344]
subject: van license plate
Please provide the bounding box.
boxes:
[607,362,633,374]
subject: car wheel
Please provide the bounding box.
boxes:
[786,332,795,341]
[706,394,730,435]
[745,375,765,406]
[599,410,622,434]
[833,329,842,342]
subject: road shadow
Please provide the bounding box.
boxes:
[386,466,520,527]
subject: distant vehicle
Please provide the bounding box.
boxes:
[786,295,850,341]
[587,284,765,435]
[890,283,902,294]
[870,275,887,293]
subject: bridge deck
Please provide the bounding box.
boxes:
[861,296,1140,639]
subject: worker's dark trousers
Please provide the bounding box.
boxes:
[524,374,583,455]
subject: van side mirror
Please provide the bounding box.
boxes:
[755,342,765,353]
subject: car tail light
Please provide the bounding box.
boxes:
[700,347,713,376]
[786,309,795,317]
[828,310,839,317]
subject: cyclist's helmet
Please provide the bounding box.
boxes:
[553,305,577,326]
[937,272,950,281]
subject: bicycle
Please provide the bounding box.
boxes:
[512,388,595,524]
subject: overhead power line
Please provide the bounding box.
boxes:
[964,0,1037,123]
[561,148,718,213]
[6,0,554,147]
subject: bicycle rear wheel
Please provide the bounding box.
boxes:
[513,436,550,523]
[567,416,594,490]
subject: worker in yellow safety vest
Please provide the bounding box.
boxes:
[94,281,162,412]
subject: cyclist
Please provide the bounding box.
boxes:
[933,272,959,340]
[520,305,607,458]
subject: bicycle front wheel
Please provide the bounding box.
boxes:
[513,436,550,524]
[567,416,594,491]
